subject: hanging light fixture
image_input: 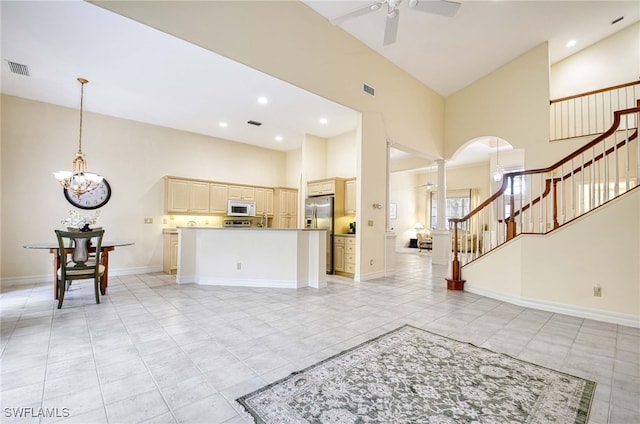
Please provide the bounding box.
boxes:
[53,78,103,196]
[492,137,504,182]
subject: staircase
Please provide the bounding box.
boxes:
[446,87,640,290]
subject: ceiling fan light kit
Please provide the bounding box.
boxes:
[330,0,461,46]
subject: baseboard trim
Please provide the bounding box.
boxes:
[1,266,163,286]
[356,269,388,282]
[465,284,640,328]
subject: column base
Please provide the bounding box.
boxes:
[431,229,451,265]
[445,278,466,291]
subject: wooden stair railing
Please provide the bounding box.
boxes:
[550,80,640,141]
[446,100,640,290]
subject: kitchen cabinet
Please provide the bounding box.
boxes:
[255,188,274,216]
[228,185,255,200]
[163,232,178,274]
[334,235,355,277]
[209,183,228,214]
[274,188,298,228]
[307,177,346,218]
[345,178,356,216]
[165,176,281,216]
[308,178,339,196]
[165,177,210,214]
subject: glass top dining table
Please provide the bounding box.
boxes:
[24,240,134,299]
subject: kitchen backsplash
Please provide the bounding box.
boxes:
[163,215,225,228]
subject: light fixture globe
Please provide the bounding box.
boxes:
[53,78,103,196]
[492,137,504,183]
[492,164,504,182]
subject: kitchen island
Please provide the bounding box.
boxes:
[176,227,327,289]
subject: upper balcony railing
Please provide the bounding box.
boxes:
[448,100,639,283]
[550,80,640,141]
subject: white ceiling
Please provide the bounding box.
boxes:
[2,0,637,168]
[0,0,360,153]
[304,0,639,97]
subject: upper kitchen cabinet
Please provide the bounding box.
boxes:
[345,178,356,216]
[228,185,255,200]
[308,177,346,217]
[274,187,298,228]
[255,188,274,216]
[209,183,228,214]
[165,177,210,214]
[308,178,342,197]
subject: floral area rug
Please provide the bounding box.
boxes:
[237,325,595,424]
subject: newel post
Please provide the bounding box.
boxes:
[445,220,465,290]
[506,174,517,240]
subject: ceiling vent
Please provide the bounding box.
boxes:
[6,60,30,76]
[611,16,624,25]
[247,120,262,126]
[363,83,375,96]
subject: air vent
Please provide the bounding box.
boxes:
[247,120,262,126]
[363,83,375,96]
[611,16,624,25]
[6,60,30,76]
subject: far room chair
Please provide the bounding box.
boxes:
[55,229,105,309]
[416,232,432,251]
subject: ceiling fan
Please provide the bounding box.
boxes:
[415,181,438,190]
[330,0,461,46]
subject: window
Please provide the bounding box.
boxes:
[430,189,472,230]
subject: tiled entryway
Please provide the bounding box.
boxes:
[1,251,638,423]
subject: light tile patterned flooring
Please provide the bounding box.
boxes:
[1,250,638,424]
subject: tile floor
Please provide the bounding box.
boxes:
[1,250,638,424]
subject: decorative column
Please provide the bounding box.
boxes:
[385,140,396,275]
[431,159,451,265]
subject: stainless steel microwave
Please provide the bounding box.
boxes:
[227,199,256,217]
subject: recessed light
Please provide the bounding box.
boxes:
[218,122,228,128]
[257,96,268,105]
[566,39,577,48]
[275,135,283,142]
[319,118,328,125]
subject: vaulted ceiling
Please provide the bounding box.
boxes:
[2,1,637,169]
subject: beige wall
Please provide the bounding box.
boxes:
[389,171,421,248]
[1,95,289,280]
[326,130,357,179]
[463,188,640,323]
[550,22,640,99]
[445,43,551,169]
[302,134,328,186]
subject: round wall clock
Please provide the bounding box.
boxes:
[63,178,112,210]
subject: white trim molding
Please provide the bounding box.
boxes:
[465,283,640,328]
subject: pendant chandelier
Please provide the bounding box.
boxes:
[492,137,504,182]
[53,78,103,196]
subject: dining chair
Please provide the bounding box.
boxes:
[54,229,105,309]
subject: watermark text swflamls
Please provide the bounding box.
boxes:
[4,407,70,418]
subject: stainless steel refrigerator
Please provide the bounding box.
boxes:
[304,195,334,274]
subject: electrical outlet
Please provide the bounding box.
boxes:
[144,218,153,224]
[593,284,602,297]
[368,220,374,226]
[237,262,242,270]
[162,218,168,225]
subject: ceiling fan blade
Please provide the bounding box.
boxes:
[383,10,400,46]
[330,1,386,25]
[408,0,461,17]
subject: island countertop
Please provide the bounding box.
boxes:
[176,226,326,232]
[176,226,327,289]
